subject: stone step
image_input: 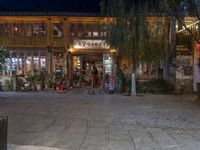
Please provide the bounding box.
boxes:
[8,144,66,150]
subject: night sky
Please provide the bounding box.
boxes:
[0,0,100,12]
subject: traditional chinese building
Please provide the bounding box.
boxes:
[0,12,115,88]
[0,11,199,91]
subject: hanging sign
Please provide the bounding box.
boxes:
[74,40,110,49]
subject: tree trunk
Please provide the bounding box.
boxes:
[131,73,136,96]
[131,60,137,96]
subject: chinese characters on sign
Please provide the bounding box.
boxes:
[74,40,110,49]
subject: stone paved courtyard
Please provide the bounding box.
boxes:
[0,91,200,150]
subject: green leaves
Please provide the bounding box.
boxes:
[0,47,8,71]
[101,0,168,68]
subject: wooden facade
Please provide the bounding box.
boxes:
[0,14,112,77]
[0,14,174,81]
[0,16,105,49]
[1,13,199,90]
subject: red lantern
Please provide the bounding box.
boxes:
[195,43,200,52]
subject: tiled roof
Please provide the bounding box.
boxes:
[0,11,99,17]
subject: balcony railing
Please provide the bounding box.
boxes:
[0,35,48,47]
[176,21,200,46]
[53,37,64,47]
[176,34,192,46]
[0,36,10,45]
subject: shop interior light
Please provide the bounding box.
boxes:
[14,27,18,31]
[69,48,74,52]
[111,49,116,53]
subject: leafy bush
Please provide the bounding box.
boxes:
[197,83,200,99]
[34,74,43,84]
[136,79,174,94]
[3,79,13,91]
[125,79,132,93]
[0,47,8,73]
[0,81,2,91]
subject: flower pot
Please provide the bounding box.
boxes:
[44,84,49,90]
[36,84,42,91]
[31,85,35,91]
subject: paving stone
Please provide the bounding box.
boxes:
[68,125,87,134]
[148,128,179,149]
[87,127,105,136]
[107,140,134,150]
[82,135,106,147]
[54,133,85,150]
[30,125,66,146]
[167,130,200,149]
[24,119,54,133]
[129,129,161,150]
[80,144,106,150]
[9,132,40,145]
[0,92,199,150]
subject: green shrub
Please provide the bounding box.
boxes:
[3,79,13,91]
[197,83,200,99]
[125,79,132,93]
[136,79,174,94]
[136,80,144,93]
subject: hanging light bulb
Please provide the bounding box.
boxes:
[14,27,18,31]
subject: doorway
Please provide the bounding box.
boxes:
[72,53,103,88]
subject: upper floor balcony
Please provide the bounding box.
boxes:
[0,21,65,48]
[0,20,108,49]
[69,22,107,45]
[176,18,200,46]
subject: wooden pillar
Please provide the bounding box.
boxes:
[47,47,53,75]
[16,52,19,74]
[38,51,41,71]
[45,51,48,72]
[24,52,27,73]
[80,55,82,87]
[9,51,12,77]
[31,51,34,75]
[47,51,50,74]
[68,51,72,86]
[63,18,68,76]
[63,18,69,47]
[63,50,67,75]
[167,16,177,81]
[63,18,70,78]
[46,18,53,75]
[65,48,68,76]
[47,18,53,47]
[198,22,200,38]
[66,48,71,78]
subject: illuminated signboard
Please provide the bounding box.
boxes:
[74,40,110,49]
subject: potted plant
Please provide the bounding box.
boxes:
[44,76,53,90]
[44,79,50,90]
[46,76,54,89]
[28,75,36,91]
[35,74,43,91]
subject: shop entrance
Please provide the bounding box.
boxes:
[72,54,103,88]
